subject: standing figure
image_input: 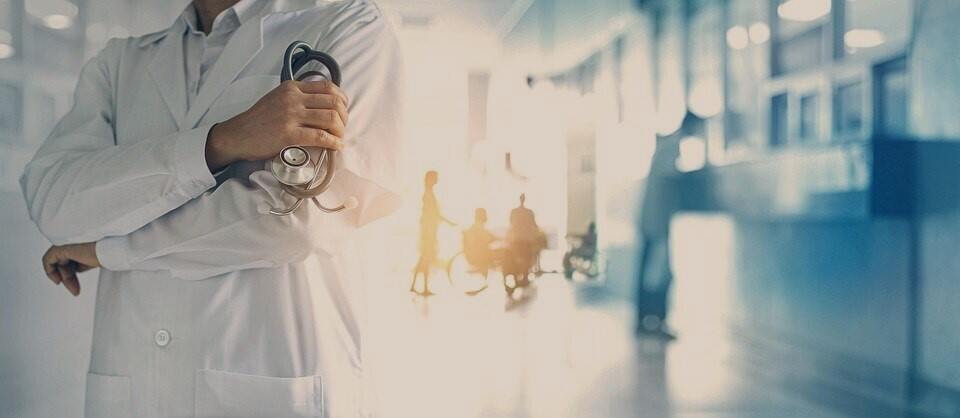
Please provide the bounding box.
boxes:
[411,170,454,295]
[23,1,404,416]
[504,193,546,290]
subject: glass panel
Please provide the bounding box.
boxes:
[844,0,911,55]
[799,93,819,142]
[770,92,789,146]
[773,0,831,75]
[833,81,864,137]
[725,0,770,152]
[877,60,908,136]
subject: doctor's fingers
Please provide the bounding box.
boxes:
[301,94,348,125]
[56,263,81,296]
[42,250,62,285]
[290,126,342,150]
[296,81,349,107]
[41,246,70,285]
[300,109,346,138]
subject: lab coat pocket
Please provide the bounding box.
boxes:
[84,372,131,418]
[195,369,323,417]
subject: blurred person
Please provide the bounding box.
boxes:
[462,208,499,281]
[635,114,701,341]
[20,0,403,416]
[503,194,546,289]
[563,221,597,279]
[410,170,455,296]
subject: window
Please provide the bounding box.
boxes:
[833,81,864,138]
[770,93,789,147]
[874,57,908,137]
[725,0,770,151]
[799,93,819,142]
[772,0,831,75]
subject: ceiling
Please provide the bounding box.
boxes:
[376,0,526,33]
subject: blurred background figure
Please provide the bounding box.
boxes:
[503,193,546,290]
[563,221,597,279]
[462,207,498,281]
[411,170,455,296]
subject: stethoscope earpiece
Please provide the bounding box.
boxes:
[268,41,350,216]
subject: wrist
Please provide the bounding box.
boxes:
[205,123,239,171]
[74,242,101,268]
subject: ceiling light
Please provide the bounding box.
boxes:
[844,29,885,48]
[777,0,831,22]
[749,22,770,44]
[43,14,73,30]
[726,26,748,50]
[26,0,79,18]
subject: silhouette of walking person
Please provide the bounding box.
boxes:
[411,171,455,295]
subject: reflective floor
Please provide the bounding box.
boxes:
[367,274,845,418]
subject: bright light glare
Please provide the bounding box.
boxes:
[26,0,78,19]
[777,0,831,22]
[844,29,886,48]
[726,26,748,50]
[43,14,73,30]
[676,136,707,172]
[689,79,723,118]
[749,22,771,44]
[0,44,13,59]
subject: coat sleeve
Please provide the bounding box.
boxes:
[20,40,218,245]
[94,17,404,280]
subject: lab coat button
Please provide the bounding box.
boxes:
[154,329,171,347]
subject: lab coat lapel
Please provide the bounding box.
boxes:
[183,14,265,128]
[148,21,188,129]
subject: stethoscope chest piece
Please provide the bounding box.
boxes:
[271,146,319,186]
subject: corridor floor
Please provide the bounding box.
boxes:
[366,274,846,418]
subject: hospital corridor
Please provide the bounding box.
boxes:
[2,0,960,417]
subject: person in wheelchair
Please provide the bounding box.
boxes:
[564,222,598,279]
[463,208,499,280]
[504,194,546,288]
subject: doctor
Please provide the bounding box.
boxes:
[20,0,402,417]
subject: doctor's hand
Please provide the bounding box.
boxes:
[205,80,350,172]
[42,243,100,297]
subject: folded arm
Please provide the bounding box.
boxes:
[20,40,218,245]
[92,17,404,281]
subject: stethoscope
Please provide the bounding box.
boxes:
[268,41,357,216]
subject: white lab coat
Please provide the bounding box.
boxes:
[20,1,402,417]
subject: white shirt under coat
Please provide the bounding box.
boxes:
[19,0,403,417]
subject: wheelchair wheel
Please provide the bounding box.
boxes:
[446,252,490,295]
